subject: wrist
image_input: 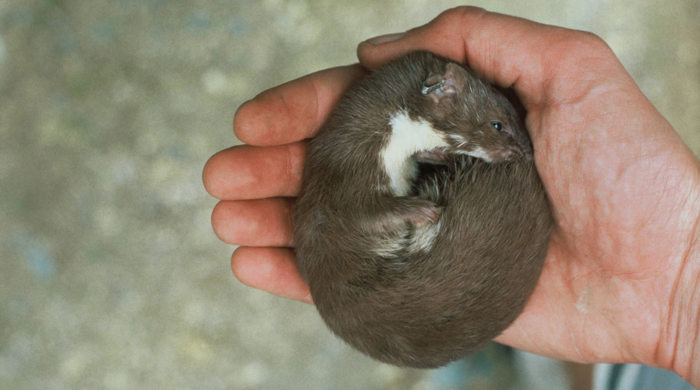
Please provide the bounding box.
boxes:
[680,235,699,388]
[663,184,700,386]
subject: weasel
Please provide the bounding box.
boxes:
[293,51,552,368]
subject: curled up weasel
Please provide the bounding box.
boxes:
[293,51,553,368]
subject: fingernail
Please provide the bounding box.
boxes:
[303,293,314,304]
[366,32,405,46]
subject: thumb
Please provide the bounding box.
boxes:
[356,6,619,109]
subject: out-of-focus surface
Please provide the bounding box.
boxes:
[1,1,698,389]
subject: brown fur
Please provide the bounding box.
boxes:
[293,51,552,368]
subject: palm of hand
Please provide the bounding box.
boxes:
[502,59,696,368]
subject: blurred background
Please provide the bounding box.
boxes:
[1,0,698,389]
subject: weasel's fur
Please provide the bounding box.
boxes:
[293,51,552,368]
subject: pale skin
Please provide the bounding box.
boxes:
[203,7,700,385]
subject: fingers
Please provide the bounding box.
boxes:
[234,64,367,146]
[231,247,312,303]
[357,6,619,108]
[203,142,306,200]
[212,198,294,247]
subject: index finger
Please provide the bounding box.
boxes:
[234,64,367,146]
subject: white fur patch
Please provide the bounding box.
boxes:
[372,235,410,258]
[408,220,441,253]
[381,111,449,195]
[458,146,492,162]
[371,220,441,258]
[447,134,467,148]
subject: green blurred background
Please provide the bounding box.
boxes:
[1,1,698,389]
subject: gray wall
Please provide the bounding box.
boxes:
[1,1,698,389]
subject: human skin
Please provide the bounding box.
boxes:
[202,7,700,385]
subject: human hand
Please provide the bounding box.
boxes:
[203,7,700,384]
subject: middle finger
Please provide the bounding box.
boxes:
[203,142,307,200]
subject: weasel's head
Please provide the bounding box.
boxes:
[416,60,531,163]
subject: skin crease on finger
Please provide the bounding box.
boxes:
[208,6,700,384]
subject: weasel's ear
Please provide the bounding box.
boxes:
[414,149,451,165]
[421,63,467,104]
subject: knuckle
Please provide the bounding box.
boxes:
[571,31,611,53]
[434,6,484,26]
[559,30,615,61]
[542,29,619,79]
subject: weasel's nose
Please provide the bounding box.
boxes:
[518,137,534,157]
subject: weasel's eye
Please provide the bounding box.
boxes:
[490,121,503,131]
